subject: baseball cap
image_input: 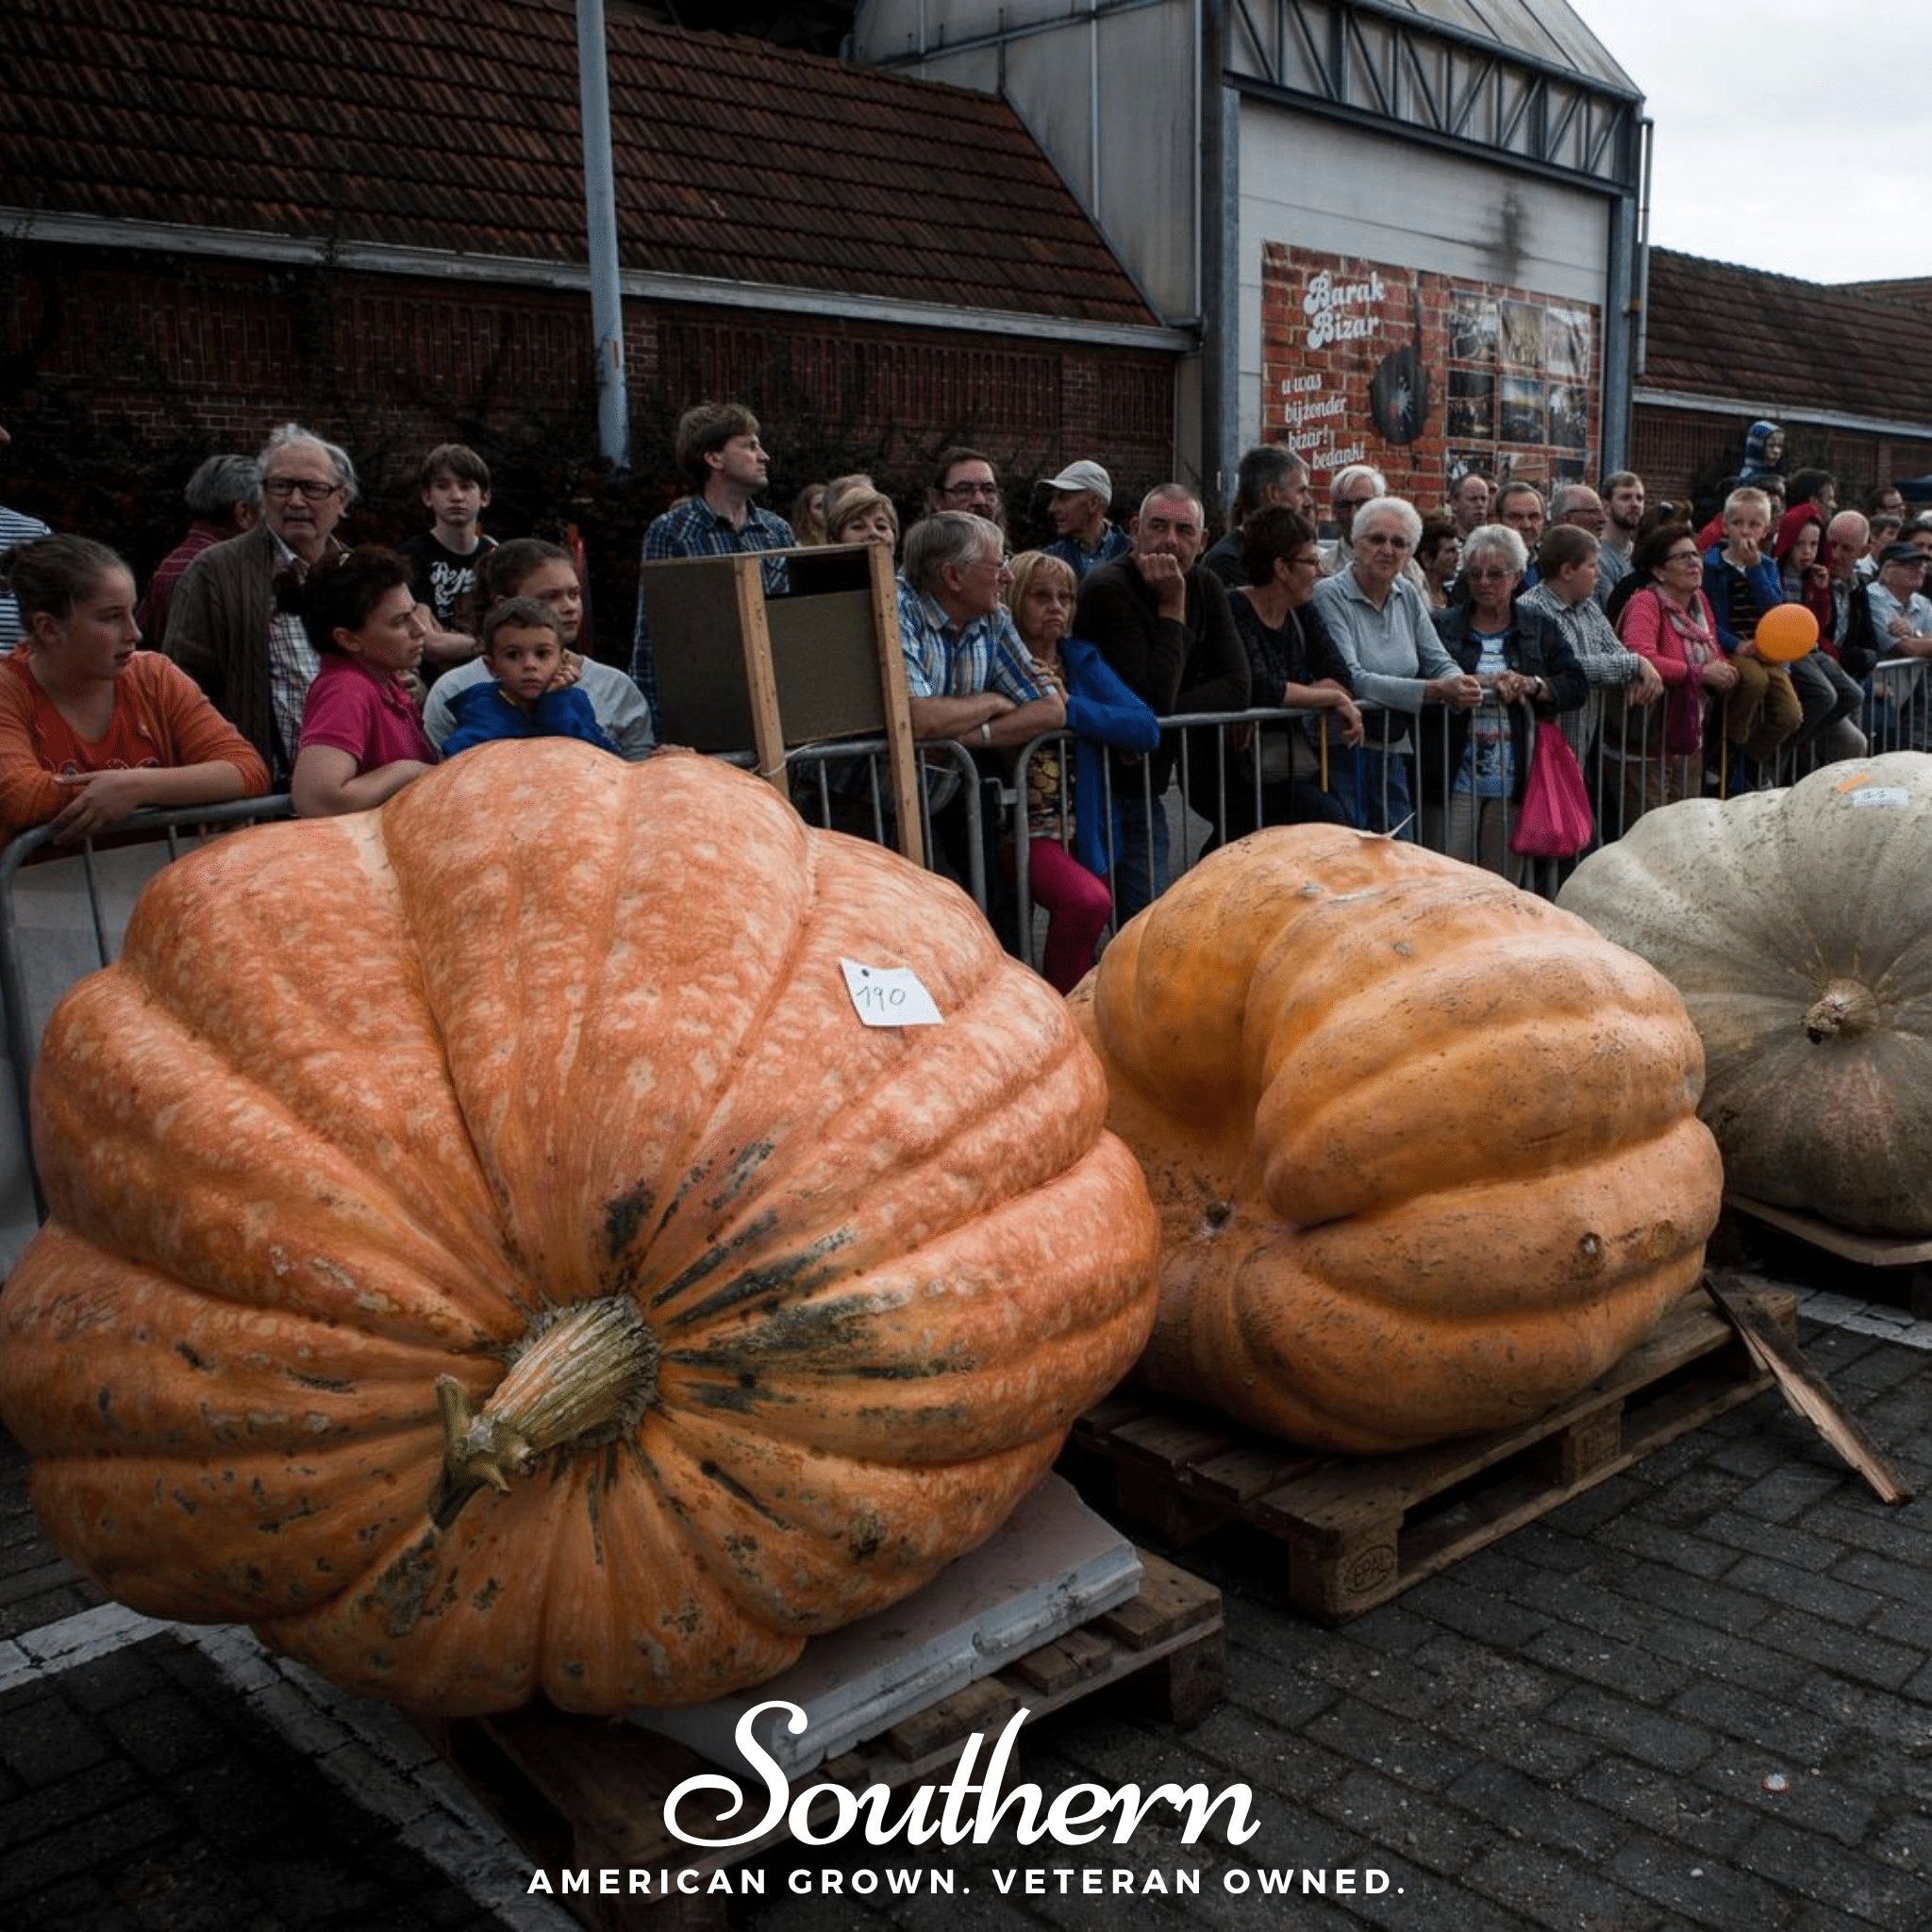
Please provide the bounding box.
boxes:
[1879,542,1928,568]
[1044,459,1111,503]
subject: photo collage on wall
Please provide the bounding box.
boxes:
[1445,291,1594,497]
[1258,243,1601,507]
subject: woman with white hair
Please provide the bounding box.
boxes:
[1311,494,1479,835]
[1424,523,1587,878]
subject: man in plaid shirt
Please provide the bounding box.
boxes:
[629,402,793,725]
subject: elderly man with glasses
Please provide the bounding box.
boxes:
[167,421,357,778]
[897,513,1062,750]
[891,512,1064,897]
[1320,463,1387,577]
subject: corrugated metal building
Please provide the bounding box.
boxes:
[855,0,1645,515]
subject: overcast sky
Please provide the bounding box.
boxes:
[1564,0,1906,286]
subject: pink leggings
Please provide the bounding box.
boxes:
[1027,837,1115,992]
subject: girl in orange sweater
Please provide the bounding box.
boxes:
[0,536,269,846]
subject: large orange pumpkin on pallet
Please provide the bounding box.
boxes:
[0,745,1158,1715]
[1069,826,1722,1456]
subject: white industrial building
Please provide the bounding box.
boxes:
[854,0,1645,511]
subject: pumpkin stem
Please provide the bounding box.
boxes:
[428,1296,659,1532]
[1804,979,1880,1044]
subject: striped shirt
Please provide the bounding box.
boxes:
[0,503,54,654]
[1519,580,1642,752]
[894,581,1045,707]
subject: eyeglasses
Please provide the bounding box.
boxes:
[1357,532,1411,550]
[941,480,1000,503]
[263,477,341,502]
[1465,566,1516,582]
[1338,496,1375,511]
[1663,549,1702,564]
[1290,552,1323,569]
[962,553,1013,575]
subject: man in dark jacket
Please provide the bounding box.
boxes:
[167,424,355,778]
[1074,484,1249,923]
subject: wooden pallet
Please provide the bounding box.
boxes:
[1064,1282,1796,1624]
[420,1552,1221,1930]
[1726,1193,1932,1317]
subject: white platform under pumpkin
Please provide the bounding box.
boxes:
[628,1473,1140,1779]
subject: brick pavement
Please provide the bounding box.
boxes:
[2,1290,1929,1931]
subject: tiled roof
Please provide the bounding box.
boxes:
[1644,248,1932,425]
[0,0,1157,328]
[1834,275,1932,308]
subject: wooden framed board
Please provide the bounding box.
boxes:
[642,543,924,866]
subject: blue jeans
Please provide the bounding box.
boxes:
[1333,744,1416,839]
[1110,788,1171,927]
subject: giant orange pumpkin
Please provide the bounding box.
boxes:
[0,745,1158,1715]
[1069,826,1722,1455]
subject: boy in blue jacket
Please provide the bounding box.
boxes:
[442,599,620,758]
[1701,487,1801,782]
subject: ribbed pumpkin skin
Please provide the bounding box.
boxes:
[1069,825,1721,1456]
[0,744,1158,1715]
[1558,751,1932,1237]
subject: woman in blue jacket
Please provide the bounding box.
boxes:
[1006,550,1160,989]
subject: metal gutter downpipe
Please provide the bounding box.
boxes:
[577,0,630,469]
[1635,115,1655,381]
[1200,0,1239,509]
[1600,173,1638,469]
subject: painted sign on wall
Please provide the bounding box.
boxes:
[1261,243,1600,504]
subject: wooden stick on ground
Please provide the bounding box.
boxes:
[1704,1275,1914,1506]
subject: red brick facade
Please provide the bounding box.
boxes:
[5,247,1173,497]
[1260,243,1602,508]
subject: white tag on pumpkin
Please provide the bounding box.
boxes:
[1848,787,1910,808]
[840,959,943,1028]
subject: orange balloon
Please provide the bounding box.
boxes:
[1756,603,1819,662]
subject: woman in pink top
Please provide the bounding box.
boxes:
[290,547,439,818]
[1612,520,1740,827]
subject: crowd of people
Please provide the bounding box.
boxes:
[2,402,1928,994]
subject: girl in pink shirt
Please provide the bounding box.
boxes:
[290,547,439,818]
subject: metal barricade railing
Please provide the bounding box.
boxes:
[719,737,990,912]
[1002,655,1932,984]
[7,660,1922,1248]
[0,796,295,1247]
[1862,656,1927,758]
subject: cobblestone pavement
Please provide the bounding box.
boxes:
[4,1283,1929,1932]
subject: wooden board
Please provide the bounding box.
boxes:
[1726,1193,1932,1269]
[422,1552,1222,1931]
[1065,1283,1796,1624]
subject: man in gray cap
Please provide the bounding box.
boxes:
[1041,458,1132,581]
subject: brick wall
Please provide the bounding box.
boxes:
[2,243,1174,532]
[1633,403,1932,515]
[1260,244,1602,508]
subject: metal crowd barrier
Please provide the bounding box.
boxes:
[5,666,1924,1257]
[1005,657,1932,982]
[0,797,295,1256]
[720,736,989,912]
